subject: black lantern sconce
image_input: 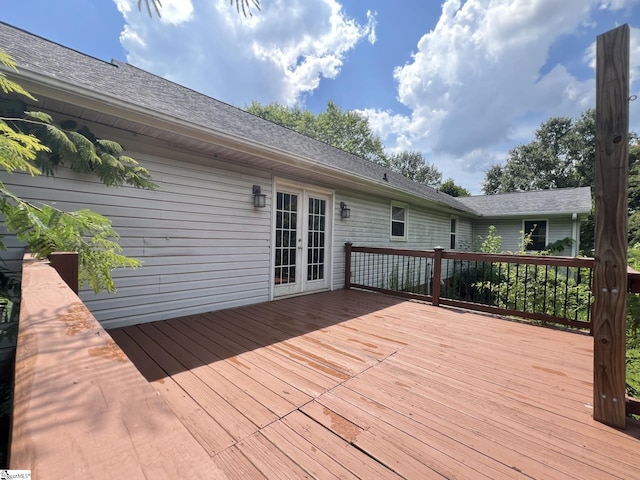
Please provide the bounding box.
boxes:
[253,185,266,208]
[340,201,351,219]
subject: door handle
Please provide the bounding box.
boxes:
[297,238,303,249]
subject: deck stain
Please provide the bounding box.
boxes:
[229,357,250,369]
[347,338,379,349]
[271,344,350,381]
[322,407,360,442]
[532,365,568,377]
[57,302,92,336]
[88,339,127,362]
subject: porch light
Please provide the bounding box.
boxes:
[253,185,266,208]
[340,201,351,219]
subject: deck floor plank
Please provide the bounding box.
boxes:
[113,289,640,479]
[352,360,635,479]
[143,320,282,426]
[178,314,328,401]
[186,312,341,391]
[212,447,269,480]
[108,327,237,456]
[128,324,259,441]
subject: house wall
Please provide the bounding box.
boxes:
[1,141,472,328]
[472,217,576,255]
[331,191,473,289]
[1,148,274,329]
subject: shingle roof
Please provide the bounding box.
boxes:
[456,187,592,217]
[0,22,476,214]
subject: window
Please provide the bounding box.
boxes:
[523,220,547,251]
[390,203,407,240]
[450,217,457,249]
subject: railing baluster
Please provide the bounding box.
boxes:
[344,245,595,330]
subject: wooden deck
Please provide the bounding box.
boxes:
[111,289,640,479]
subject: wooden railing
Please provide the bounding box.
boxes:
[345,243,640,421]
[345,244,595,331]
[11,254,223,477]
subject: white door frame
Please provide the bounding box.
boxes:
[270,179,334,299]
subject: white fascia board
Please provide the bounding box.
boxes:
[7,67,467,213]
[9,70,365,177]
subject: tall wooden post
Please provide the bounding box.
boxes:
[592,24,629,429]
[344,242,352,289]
[49,252,79,294]
[432,247,444,307]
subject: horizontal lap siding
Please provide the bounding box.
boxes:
[457,218,473,251]
[472,219,526,253]
[333,191,464,288]
[0,150,273,328]
[472,217,575,254]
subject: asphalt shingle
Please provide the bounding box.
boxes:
[457,187,592,216]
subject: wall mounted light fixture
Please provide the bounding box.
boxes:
[340,201,351,219]
[253,185,266,208]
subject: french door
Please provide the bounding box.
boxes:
[273,186,331,297]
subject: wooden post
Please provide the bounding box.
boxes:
[432,247,444,307]
[592,24,629,429]
[48,252,79,294]
[344,242,352,289]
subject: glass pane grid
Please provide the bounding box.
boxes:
[275,192,298,285]
[307,198,326,281]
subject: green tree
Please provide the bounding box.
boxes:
[0,50,156,293]
[482,110,596,194]
[482,109,640,253]
[388,151,441,187]
[439,178,470,197]
[627,143,640,245]
[247,100,388,165]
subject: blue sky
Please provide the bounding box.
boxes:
[2,0,640,193]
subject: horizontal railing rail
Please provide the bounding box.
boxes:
[345,243,595,331]
[12,254,222,477]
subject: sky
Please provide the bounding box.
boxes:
[2,0,640,194]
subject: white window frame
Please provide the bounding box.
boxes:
[522,219,548,251]
[390,202,408,241]
[450,216,458,250]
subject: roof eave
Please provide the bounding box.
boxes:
[6,65,475,215]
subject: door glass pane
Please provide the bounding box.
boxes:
[275,192,298,285]
[307,197,326,281]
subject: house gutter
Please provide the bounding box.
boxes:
[5,66,474,216]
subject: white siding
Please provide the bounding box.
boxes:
[456,218,474,251]
[332,191,468,288]
[1,148,273,328]
[472,217,577,255]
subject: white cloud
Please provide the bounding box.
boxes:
[114,0,375,106]
[359,0,639,193]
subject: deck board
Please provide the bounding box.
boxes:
[112,289,640,479]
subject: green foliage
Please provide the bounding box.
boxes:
[0,52,36,102]
[439,178,471,197]
[627,142,640,245]
[628,348,640,398]
[478,225,502,253]
[482,110,640,253]
[4,115,158,190]
[388,151,441,187]
[545,237,574,255]
[247,101,471,193]
[451,226,592,325]
[482,110,596,194]
[0,186,140,293]
[475,262,592,322]
[247,100,388,165]
[384,260,428,294]
[0,48,153,293]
